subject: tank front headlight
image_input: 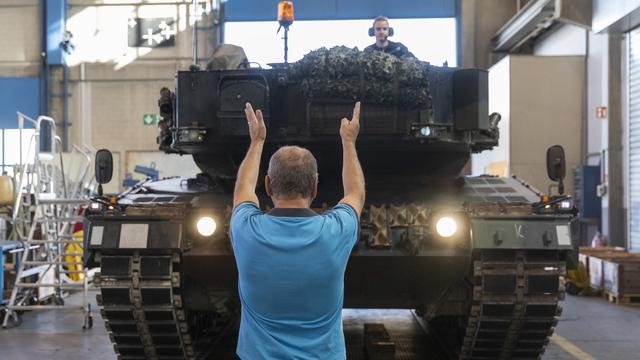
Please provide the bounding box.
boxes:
[435,216,457,238]
[419,126,431,137]
[196,216,217,237]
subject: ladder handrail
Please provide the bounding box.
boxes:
[4,113,93,329]
[11,132,36,238]
[71,144,93,199]
[12,113,58,234]
[54,136,68,199]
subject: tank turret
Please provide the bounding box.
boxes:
[160,48,497,185]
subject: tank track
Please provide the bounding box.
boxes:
[94,248,564,360]
[458,249,565,360]
[94,250,195,360]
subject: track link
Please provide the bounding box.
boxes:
[95,251,195,360]
[458,249,565,360]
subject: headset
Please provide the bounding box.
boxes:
[368,26,394,37]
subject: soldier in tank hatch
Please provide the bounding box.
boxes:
[365,15,416,59]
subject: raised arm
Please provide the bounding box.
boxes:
[233,103,267,208]
[338,102,365,218]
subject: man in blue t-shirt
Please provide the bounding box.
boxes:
[230,102,365,359]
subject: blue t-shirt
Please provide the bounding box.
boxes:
[230,202,359,360]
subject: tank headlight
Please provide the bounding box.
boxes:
[196,216,217,237]
[419,126,431,137]
[435,216,457,238]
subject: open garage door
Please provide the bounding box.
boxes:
[629,28,640,252]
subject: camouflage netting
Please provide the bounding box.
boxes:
[289,46,431,107]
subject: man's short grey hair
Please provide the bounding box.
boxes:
[373,15,389,26]
[268,146,318,199]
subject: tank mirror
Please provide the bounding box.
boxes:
[546,145,565,195]
[95,149,113,185]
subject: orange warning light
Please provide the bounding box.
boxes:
[277,1,294,26]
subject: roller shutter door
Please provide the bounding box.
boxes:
[629,28,640,251]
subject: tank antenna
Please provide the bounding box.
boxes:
[191,0,200,70]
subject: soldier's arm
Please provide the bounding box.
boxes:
[338,102,365,218]
[233,103,266,208]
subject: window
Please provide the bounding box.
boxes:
[224,18,457,67]
[1,129,36,176]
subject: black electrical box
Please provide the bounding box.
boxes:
[573,165,601,220]
[453,69,489,131]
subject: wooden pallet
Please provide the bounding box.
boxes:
[578,247,626,289]
[604,291,640,306]
[603,257,640,295]
[580,249,640,293]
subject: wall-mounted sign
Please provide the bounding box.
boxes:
[143,114,160,126]
[128,18,176,48]
[596,106,608,119]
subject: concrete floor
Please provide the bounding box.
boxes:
[0,290,638,360]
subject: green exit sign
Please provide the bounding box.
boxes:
[143,114,160,126]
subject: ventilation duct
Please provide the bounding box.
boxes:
[492,0,591,52]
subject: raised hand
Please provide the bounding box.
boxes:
[340,102,361,144]
[245,102,267,143]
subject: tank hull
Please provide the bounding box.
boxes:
[85,175,573,359]
[181,249,472,309]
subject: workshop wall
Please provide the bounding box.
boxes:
[0,1,40,78]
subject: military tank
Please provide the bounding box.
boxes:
[84,47,576,359]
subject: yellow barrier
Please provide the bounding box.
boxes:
[65,230,84,281]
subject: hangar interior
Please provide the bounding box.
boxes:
[0,0,639,359]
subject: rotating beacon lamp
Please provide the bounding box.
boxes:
[277,1,294,64]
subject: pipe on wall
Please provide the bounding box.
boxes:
[39,0,52,153]
[63,65,69,151]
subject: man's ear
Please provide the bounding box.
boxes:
[265,175,273,197]
[310,175,318,202]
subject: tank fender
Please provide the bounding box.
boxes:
[470,217,574,250]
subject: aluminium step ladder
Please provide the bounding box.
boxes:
[2,114,93,329]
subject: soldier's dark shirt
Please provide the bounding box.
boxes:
[364,41,416,59]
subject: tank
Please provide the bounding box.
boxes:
[84,47,576,359]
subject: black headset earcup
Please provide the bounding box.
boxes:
[368,27,374,37]
[388,27,394,37]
